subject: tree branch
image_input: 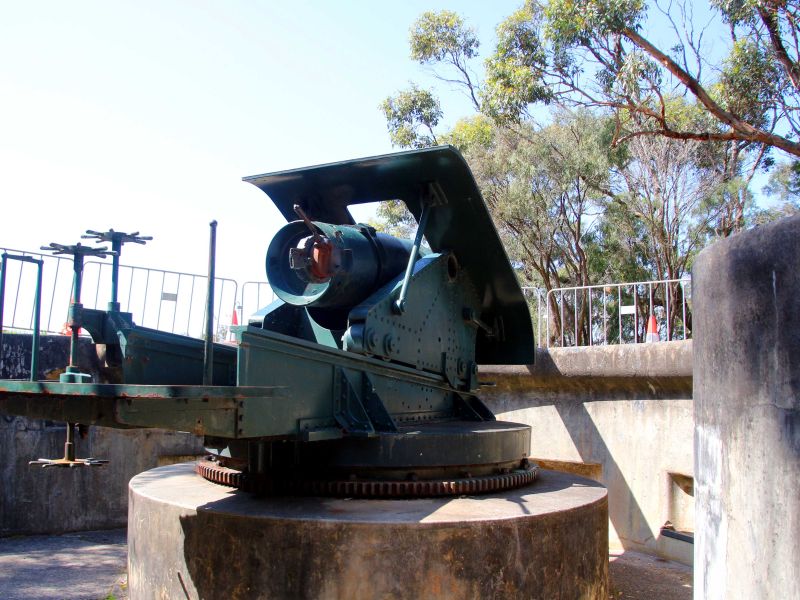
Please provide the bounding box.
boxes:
[757,6,800,90]
[622,25,800,157]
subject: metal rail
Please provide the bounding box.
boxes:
[82,260,238,340]
[0,253,43,380]
[240,281,275,324]
[544,278,692,347]
[0,246,241,341]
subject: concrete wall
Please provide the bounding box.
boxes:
[1,332,694,563]
[693,214,800,599]
[0,334,204,536]
[480,340,694,564]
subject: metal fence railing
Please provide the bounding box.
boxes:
[0,247,248,342]
[81,260,238,340]
[240,281,276,326]
[0,248,74,335]
[0,246,691,349]
[521,286,546,348]
[544,278,692,348]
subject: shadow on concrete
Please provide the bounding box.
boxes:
[176,470,589,598]
[553,400,655,551]
[0,528,127,600]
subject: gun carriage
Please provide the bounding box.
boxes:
[0,146,537,497]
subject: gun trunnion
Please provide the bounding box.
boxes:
[0,146,537,497]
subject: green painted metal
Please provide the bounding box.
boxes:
[244,145,534,364]
[41,242,114,383]
[0,380,285,437]
[81,229,152,312]
[343,252,481,388]
[0,147,536,485]
[267,221,414,312]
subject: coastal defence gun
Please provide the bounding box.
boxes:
[0,146,537,497]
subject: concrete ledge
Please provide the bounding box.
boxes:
[129,463,609,599]
[480,341,692,396]
[478,341,694,564]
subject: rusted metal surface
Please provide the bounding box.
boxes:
[195,456,538,498]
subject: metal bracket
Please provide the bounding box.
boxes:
[361,373,398,433]
[332,368,376,437]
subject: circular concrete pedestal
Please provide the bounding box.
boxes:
[129,462,608,599]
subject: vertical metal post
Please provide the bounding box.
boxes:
[573,289,578,347]
[30,259,43,381]
[156,274,166,329]
[559,289,565,347]
[537,291,543,348]
[187,276,196,336]
[665,282,671,341]
[0,255,44,380]
[617,286,622,344]
[681,279,687,340]
[47,258,61,332]
[68,254,85,370]
[546,291,551,348]
[588,289,593,346]
[203,220,218,386]
[64,422,75,462]
[109,238,122,311]
[141,270,151,323]
[126,268,134,312]
[0,254,7,370]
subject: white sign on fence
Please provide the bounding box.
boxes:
[619,305,636,315]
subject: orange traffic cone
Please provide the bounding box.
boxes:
[227,306,240,344]
[645,315,659,343]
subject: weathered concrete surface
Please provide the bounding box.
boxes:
[0,334,98,381]
[0,334,205,536]
[1,420,204,536]
[483,341,692,393]
[480,341,693,565]
[0,530,695,600]
[693,214,800,600]
[0,528,127,600]
[129,463,608,599]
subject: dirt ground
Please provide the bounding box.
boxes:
[609,549,693,599]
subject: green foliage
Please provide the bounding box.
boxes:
[379,1,798,341]
[483,3,553,121]
[367,200,417,239]
[479,0,800,158]
[719,39,782,126]
[763,160,800,202]
[544,0,646,42]
[440,115,494,153]
[759,160,800,225]
[410,11,479,64]
[380,85,442,149]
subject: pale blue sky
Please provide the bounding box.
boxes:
[0,1,521,285]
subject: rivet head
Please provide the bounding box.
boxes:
[366,328,378,351]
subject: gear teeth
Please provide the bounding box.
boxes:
[195,458,539,498]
